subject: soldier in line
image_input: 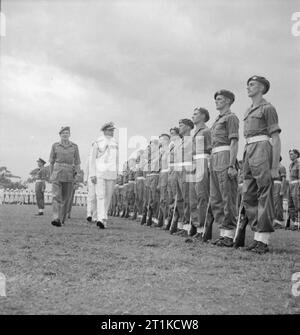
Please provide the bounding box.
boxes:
[127,158,137,220]
[242,76,282,253]
[134,149,146,221]
[286,149,300,230]
[49,126,81,227]
[157,133,171,228]
[141,145,151,225]
[146,139,160,226]
[164,127,182,231]
[169,119,194,235]
[34,158,48,216]
[273,156,287,229]
[188,107,212,240]
[210,90,239,247]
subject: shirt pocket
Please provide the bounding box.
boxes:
[214,120,227,136]
[248,110,265,132]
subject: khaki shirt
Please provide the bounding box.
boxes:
[49,141,80,182]
[211,110,239,172]
[211,110,239,148]
[244,99,281,138]
[274,163,286,182]
[36,166,48,181]
[193,125,212,155]
[289,160,300,181]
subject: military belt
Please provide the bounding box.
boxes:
[246,135,270,144]
[193,154,210,160]
[290,180,300,184]
[274,180,282,184]
[212,146,230,154]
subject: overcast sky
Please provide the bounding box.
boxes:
[0,0,299,180]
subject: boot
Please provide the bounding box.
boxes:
[141,208,147,225]
[155,211,164,228]
[146,207,153,226]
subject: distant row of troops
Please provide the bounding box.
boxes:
[0,187,88,206]
[96,75,298,255]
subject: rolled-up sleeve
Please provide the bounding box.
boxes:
[264,104,281,135]
[227,114,239,141]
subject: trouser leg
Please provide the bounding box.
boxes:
[61,182,74,223]
[104,180,115,223]
[52,181,62,221]
[243,142,275,235]
[273,183,283,221]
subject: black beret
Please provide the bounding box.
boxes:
[289,149,300,158]
[37,158,46,165]
[214,90,235,104]
[59,126,70,134]
[247,76,270,94]
[179,118,194,129]
[194,107,210,122]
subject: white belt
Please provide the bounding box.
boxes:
[124,183,128,186]
[246,135,270,144]
[274,181,282,184]
[35,180,45,182]
[193,154,210,160]
[173,162,192,167]
[290,180,300,184]
[129,180,135,183]
[149,173,159,176]
[212,146,230,154]
[160,168,169,173]
[137,176,145,180]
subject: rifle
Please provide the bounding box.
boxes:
[202,199,213,242]
[233,195,248,248]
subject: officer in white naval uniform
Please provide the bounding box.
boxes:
[89,122,119,229]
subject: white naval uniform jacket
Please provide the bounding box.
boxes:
[89,135,118,180]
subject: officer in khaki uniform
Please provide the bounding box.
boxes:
[242,76,281,253]
[210,90,239,247]
[34,158,48,216]
[287,149,300,230]
[157,133,171,227]
[189,107,212,239]
[273,156,286,228]
[49,126,81,226]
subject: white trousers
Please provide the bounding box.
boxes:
[95,178,115,223]
[87,179,97,220]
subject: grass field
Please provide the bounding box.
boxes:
[0,204,299,315]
